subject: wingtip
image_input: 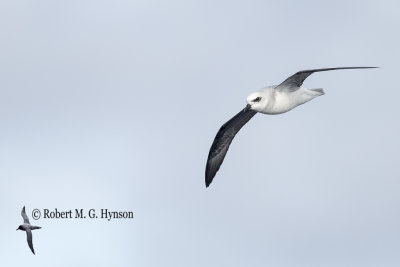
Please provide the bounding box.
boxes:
[205,169,215,187]
[350,66,379,70]
[205,165,213,188]
[205,179,211,188]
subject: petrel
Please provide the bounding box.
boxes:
[17,206,42,254]
[205,67,377,187]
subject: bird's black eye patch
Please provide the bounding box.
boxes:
[252,97,261,102]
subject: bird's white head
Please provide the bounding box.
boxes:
[246,91,268,112]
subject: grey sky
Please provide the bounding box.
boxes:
[0,0,399,266]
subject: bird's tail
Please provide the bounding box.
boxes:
[31,226,41,230]
[309,88,325,95]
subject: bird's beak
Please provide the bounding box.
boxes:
[16,228,19,231]
[244,104,252,112]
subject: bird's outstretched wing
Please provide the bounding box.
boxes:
[21,206,30,224]
[205,106,257,187]
[26,229,35,255]
[275,67,377,92]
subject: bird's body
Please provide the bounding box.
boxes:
[19,224,31,231]
[17,206,41,255]
[205,67,377,187]
[250,86,324,115]
[19,223,41,231]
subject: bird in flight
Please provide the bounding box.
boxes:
[205,67,377,187]
[16,206,42,254]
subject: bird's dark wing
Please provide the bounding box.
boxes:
[26,229,35,255]
[205,106,257,187]
[275,67,377,92]
[21,206,30,224]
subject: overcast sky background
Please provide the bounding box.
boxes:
[0,0,399,266]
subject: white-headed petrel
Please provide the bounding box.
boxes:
[17,206,42,254]
[205,67,377,187]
